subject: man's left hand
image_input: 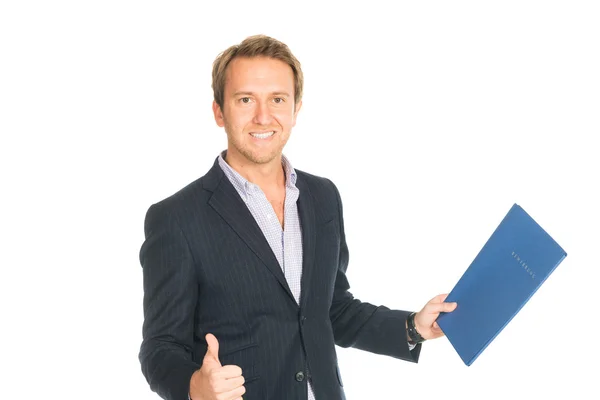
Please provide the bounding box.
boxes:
[414,293,457,340]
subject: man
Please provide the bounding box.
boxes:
[139,34,457,400]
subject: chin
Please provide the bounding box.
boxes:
[249,154,278,165]
[244,150,280,165]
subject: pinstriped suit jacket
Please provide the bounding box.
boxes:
[138,157,421,400]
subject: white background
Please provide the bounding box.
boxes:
[1,1,599,399]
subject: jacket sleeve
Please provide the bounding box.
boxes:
[327,180,421,362]
[139,202,201,400]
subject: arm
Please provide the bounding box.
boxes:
[139,203,201,400]
[327,181,420,362]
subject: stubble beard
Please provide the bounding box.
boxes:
[225,123,287,166]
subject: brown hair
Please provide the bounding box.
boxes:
[212,34,304,110]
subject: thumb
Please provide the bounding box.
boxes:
[203,333,221,367]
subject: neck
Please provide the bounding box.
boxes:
[224,150,286,190]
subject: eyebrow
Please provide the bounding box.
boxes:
[233,91,291,97]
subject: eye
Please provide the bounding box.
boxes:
[240,97,251,104]
[273,97,284,104]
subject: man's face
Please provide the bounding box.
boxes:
[213,56,302,166]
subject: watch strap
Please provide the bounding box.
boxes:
[407,312,425,344]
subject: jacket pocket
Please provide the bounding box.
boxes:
[219,343,260,384]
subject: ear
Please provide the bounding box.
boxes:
[212,101,225,127]
[291,100,302,127]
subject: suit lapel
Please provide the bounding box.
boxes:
[296,174,316,310]
[204,159,296,302]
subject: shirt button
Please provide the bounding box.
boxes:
[295,371,305,382]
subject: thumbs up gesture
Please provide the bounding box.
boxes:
[189,334,246,400]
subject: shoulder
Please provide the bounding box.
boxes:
[142,167,217,229]
[294,168,345,220]
[295,169,341,200]
[156,175,205,206]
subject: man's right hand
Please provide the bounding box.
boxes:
[189,333,246,400]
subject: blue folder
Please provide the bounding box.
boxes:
[436,203,567,366]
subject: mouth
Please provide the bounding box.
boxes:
[250,131,275,139]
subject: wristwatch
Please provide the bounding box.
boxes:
[406,312,425,344]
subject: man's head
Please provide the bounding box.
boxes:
[211,35,304,166]
[212,35,303,111]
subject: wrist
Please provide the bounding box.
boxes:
[406,312,425,344]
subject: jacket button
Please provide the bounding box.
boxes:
[295,371,305,382]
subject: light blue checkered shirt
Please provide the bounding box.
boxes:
[218,151,316,399]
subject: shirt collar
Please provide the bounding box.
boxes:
[217,150,298,199]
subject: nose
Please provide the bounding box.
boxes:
[253,101,273,126]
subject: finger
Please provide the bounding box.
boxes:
[204,333,221,365]
[433,321,439,329]
[218,384,246,399]
[426,301,457,313]
[220,376,246,392]
[217,364,243,379]
[431,293,449,303]
[213,375,245,393]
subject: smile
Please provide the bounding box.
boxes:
[250,131,275,139]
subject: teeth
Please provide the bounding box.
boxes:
[251,131,274,139]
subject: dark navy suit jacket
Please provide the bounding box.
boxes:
[139,157,421,400]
